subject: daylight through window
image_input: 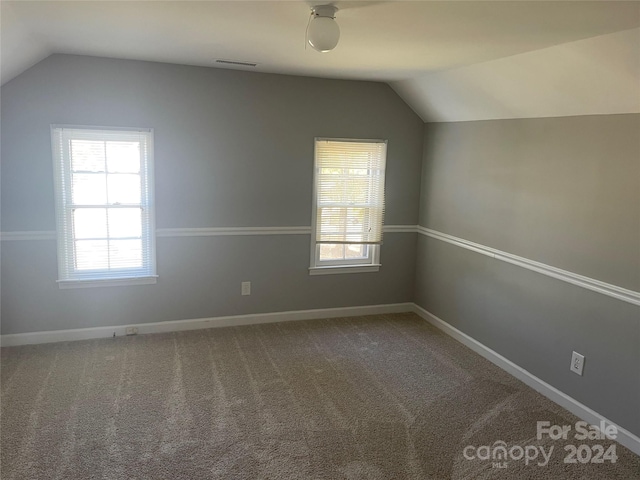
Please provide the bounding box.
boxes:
[52,126,156,287]
[310,138,387,274]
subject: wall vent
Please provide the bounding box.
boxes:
[215,60,258,67]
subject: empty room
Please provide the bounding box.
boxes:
[1,1,639,479]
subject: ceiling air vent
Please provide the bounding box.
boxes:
[215,60,258,67]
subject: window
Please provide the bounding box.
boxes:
[51,126,157,288]
[310,138,387,275]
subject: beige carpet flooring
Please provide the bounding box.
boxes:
[1,312,639,479]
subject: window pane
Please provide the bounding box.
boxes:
[109,239,142,269]
[319,243,369,261]
[346,208,366,237]
[313,139,386,264]
[107,141,141,173]
[107,174,141,204]
[71,140,105,172]
[54,127,156,282]
[72,173,107,205]
[345,244,368,259]
[317,178,346,203]
[319,243,346,261]
[317,173,371,204]
[319,207,346,231]
[344,176,370,204]
[108,208,142,238]
[75,240,108,270]
[73,208,107,239]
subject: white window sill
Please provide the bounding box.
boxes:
[58,276,158,289]
[309,264,381,276]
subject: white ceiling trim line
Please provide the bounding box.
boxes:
[384,225,419,233]
[3,225,637,307]
[417,226,640,308]
[0,231,57,241]
[0,225,418,241]
[139,225,418,237]
[156,226,312,237]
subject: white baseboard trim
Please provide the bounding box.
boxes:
[411,304,640,457]
[0,303,413,348]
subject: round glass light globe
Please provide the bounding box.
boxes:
[308,17,340,52]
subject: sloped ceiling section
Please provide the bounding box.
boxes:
[391,27,640,123]
[2,1,639,122]
[0,2,51,85]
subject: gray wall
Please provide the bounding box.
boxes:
[3,54,639,438]
[416,114,640,436]
[1,54,424,334]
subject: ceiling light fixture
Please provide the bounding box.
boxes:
[307,5,340,53]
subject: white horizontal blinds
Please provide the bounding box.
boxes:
[52,127,155,281]
[315,139,387,245]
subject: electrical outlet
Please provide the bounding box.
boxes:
[570,351,585,376]
[125,327,138,336]
[241,281,251,296]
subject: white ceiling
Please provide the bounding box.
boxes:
[391,27,640,121]
[2,1,640,121]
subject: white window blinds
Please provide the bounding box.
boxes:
[314,138,387,245]
[52,126,156,284]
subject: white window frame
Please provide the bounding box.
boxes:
[310,137,387,276]
[51,125,157,288]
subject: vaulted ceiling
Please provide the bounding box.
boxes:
[2,1,639,121]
